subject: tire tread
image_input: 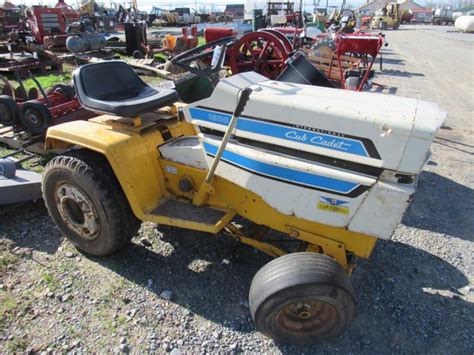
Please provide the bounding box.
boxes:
[250,252,354,322]
[42,150,140,255]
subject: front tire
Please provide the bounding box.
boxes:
[249,252,355,344]
[42,150,141,256]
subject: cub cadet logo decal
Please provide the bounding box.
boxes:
[285,131,353,152]
[189,107,369,157]
[317,197,350,215]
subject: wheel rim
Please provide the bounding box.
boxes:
[272,297,340,339]
[230,31,289,80]
[259,29,294,53]
[24,108,43,128]
[55,182,100,240]
[0,103,12,124]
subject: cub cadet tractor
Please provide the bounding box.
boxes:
[371,2,401,30]
[41,57,445,343]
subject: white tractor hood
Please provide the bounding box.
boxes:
[185,72,446,175]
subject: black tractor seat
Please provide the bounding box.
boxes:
[73,61,179,117]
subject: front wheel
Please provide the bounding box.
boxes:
[249,252,355,344]
[42,150,141,256]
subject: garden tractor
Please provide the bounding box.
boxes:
[41,59,445,344]
[371,2,401,30]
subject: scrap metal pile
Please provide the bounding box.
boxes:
[139,24,386,95]
[0,0,391,148]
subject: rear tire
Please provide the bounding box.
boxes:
[19,100,52,135]
[249,252,355,344]
[0,95,19,126]
[42,150,141,256]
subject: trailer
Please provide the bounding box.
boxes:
[0,73,96,136]
[432,8,454,25]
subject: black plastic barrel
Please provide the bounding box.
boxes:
[277,51,335,88]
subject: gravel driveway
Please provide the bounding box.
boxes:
[1,25,473,353]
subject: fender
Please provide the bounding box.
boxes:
[45,117,169,219]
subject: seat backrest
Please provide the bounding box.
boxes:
[74,61,147,102]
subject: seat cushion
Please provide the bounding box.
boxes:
[74,61,179,117]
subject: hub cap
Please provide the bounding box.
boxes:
[56,182,100,240]
[24,108,42,127]
[275,298,339,337]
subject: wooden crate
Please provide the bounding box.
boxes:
[307,51,361,82]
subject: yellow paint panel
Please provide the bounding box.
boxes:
[159,160,378,260]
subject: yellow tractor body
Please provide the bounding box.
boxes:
[46,109,377,269]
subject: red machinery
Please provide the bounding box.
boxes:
[332,33,385,90]
[204,27,237,43]
[55,0,80,23]
[157,26,199,55]
[206,28,312,80]
[132,26,199,59]
[229,29,292,80]
[229,29,385,90]
[200,27,384,90]
[0,78,95,135]
[26,7,68,48]
[0,2,24,34]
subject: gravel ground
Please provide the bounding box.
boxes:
[1,25,473,353]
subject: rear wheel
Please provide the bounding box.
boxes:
[42,150,141,256]
[0,95,19,126]
[19,100,52,135]
[249,252,355,344]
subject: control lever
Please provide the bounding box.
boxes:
[193,88,253,206]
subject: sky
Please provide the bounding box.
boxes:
[9,0,457,12]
